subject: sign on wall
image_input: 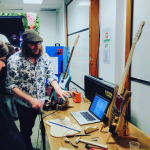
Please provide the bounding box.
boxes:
[103,27,112,42]
[103,43,110,64]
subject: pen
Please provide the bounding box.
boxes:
[48,121,80,132]
[66,134,91,138]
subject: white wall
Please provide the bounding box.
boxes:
[56,0,66,46]
[99,0,126,85]
[66,0,89,89]
[131,0,150,136]
[0,10,57,51]
[115,0,126,84]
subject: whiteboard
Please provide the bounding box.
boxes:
[131,0,150,82]
[67,0,89,89]
[68,30,89,89]
[67,0,89,34]
[131,0,150,136]
[131,81,150,136]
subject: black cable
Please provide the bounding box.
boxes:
[69,88,78,98]
[42,104,66,119]
[69,88,77,92]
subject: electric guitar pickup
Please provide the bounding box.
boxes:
[52,35,80,104]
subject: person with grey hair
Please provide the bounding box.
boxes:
[0,40,26,150]
[5,29,70,150]
[0,42,18,120]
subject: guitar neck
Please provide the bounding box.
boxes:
[118,44,136,95]
[117,21,145,95]
[62,35,80,79]
[62,46,75,79]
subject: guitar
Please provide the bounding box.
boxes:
[100,21,145,136]
[52,35,80,104]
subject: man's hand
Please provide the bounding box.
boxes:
[51,80,71,102]
[56,89,71,102]
[30,98,44,110]
[12,87,44,110]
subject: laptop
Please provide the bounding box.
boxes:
[71,94,109,125]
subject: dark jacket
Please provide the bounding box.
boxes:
[0,94,26,150]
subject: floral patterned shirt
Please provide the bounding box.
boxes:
[5,51,58,107]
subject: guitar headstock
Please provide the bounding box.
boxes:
[133,21,145,44]
[73,35,80,46]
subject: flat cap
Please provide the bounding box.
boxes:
[0,40,8,58]
[22,29,43,43]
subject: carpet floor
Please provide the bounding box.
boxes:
[15,114,50,150]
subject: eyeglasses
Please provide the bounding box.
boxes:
[28,42,42,46]
[0,59,6,63]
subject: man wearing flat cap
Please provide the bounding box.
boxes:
[6,29,70,150]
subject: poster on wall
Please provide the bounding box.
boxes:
[103,43,110,64]
[103,27,112,42]
[50,57,58,74]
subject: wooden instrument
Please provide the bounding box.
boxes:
[51,35,80,104]
[46,117,81,137]
[84,126,99,134]
[100,21,145,141]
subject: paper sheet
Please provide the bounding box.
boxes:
[50,57,58,74]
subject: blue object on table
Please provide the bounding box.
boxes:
[48,121,80,132]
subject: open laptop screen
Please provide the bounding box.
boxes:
[89,94,109,119]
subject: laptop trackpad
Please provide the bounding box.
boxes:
[71,110,100,125]
[80,111,96,121]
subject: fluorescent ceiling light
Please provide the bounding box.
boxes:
[78,2,90,6]
[23,0,43,4]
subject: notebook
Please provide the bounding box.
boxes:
[71,94,109,125]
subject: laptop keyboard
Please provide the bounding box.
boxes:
[80,112,96,121]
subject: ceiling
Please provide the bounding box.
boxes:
[0,0,63,11]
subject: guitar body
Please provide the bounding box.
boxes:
[106,85,119,127]
[108,88,131,134]
[52,73,72,104]
[59,73,72,90]
[113,90,131,134]
[101,85,119,129]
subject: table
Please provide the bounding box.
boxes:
[41,98,150,150]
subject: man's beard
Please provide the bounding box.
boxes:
[25,44,42,59]
[27,49,41,59]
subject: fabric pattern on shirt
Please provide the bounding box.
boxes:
[5,51,58,107]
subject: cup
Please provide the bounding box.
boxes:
[129,141,140,150]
